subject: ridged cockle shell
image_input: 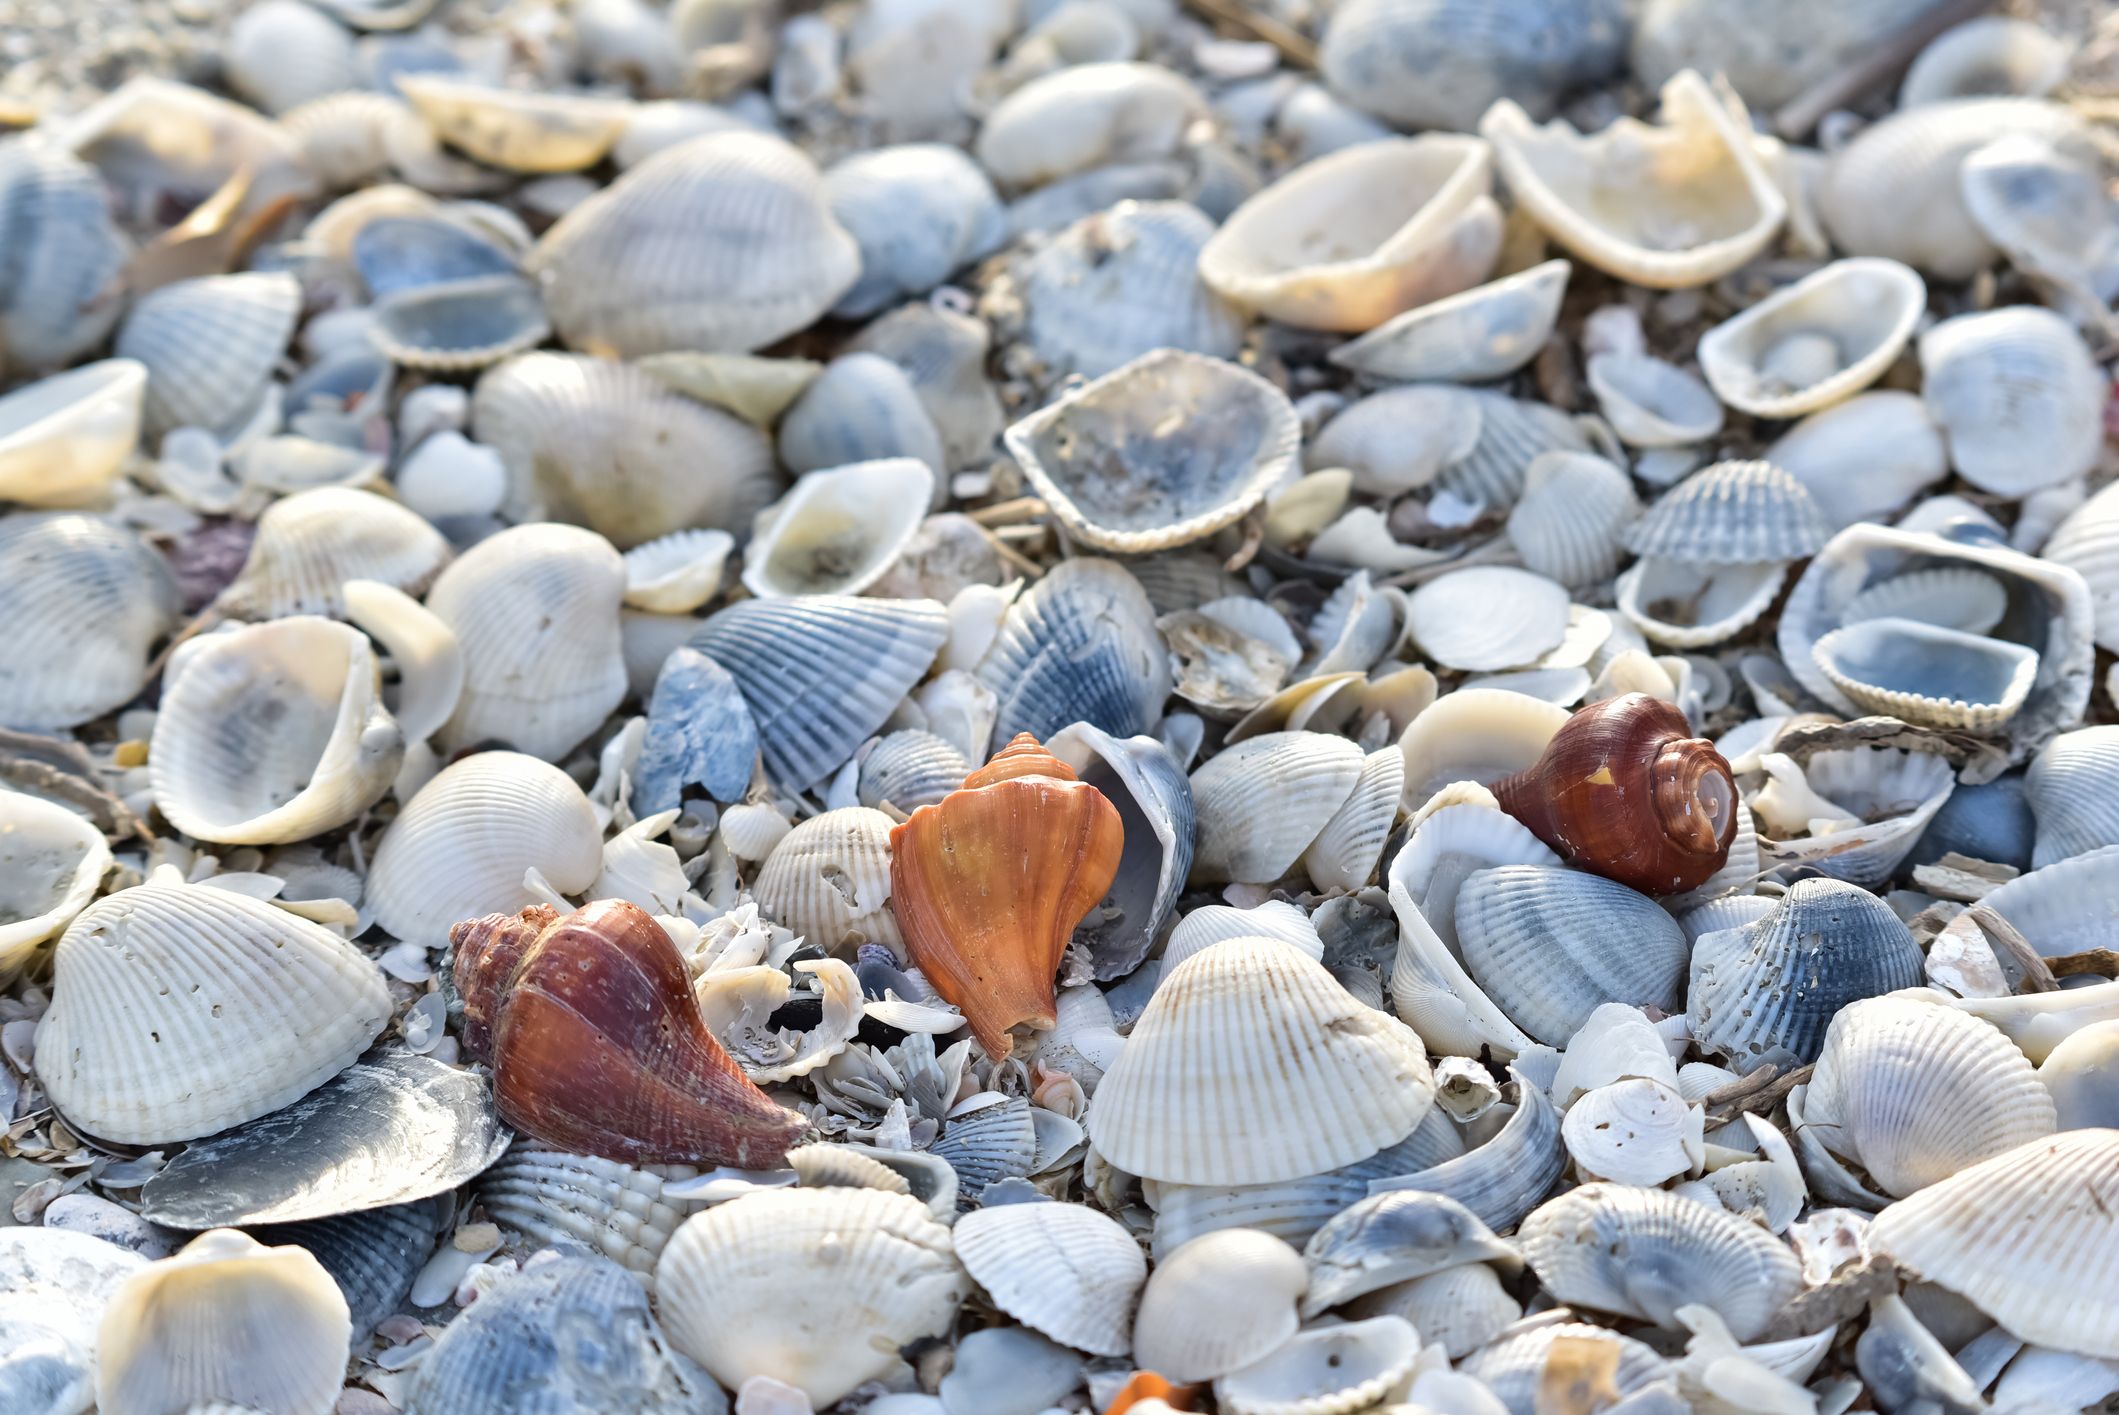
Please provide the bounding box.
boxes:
[888,733,1124,1057]
[451,898,803,1168]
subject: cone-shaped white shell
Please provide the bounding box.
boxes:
[974,62,1206,190]
[1189,732,1366,885]
[0,513,178,731]
[1405,566,1570,671]
[115,272,301,437]
[365,751,603,946]
[217,486,451,619]
[954,1199,1147,1356]
[529,131,859,357]
[396,73,630,173]
[1920,305,2105,497]
[655,1188,965,1406]
[742,458,933,598]
[1089,935,1436,1185]
[1215,1314,1421,1415]
[0,793,110,979]
[1698,259,1926,419]
[1198,136,1501,331]
[97,1229,351,1415]
[477,1140,717,1286]
[751,807,902,953]
[1330,259,1570,384]
[1870,1128,2119,1358]
[1506,451,1640,588]
[35,877,390,1144]
[1480,70,1785,288]
[1131,1228,1308,1382]
[426,522,627,760]
[0,359,146,508]
[1813,617,2039,732]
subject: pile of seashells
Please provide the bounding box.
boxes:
[6,0,2119,1412]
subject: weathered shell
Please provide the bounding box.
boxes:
[1215,1315,1422,1415]
[395,73,631,173]
[776,352,945,486]
[1813,617,2039,731]
[2039,1021,2119,1130]
[1438,388,1596,508]
[1164,901,1323,972]
[280,90,403,187]
[0,1227,147,1414]
[621,530,733,617]
[976,557,1168,749]
[1462,1320,1670,1415]
[1586,352,1723,447]
[0,513,177,730]
[0,359,146,508]
[2042,480,2119,653]
[1300,1188,1516,1315]
[743,458,933,598]
[1698,258,1926,418]
[1623,460,1829,566]
[368,274,550,372]
[954,1200,1144,1356]
[1321,0,1628,131]
[1919,305,2106,497]
[824,144,1005,317]
[0,792,110,979]
[1347,1263,1521,1359]
[1505,451,1640,589]
[974,62,1206,190]
[1842,566,2009,635]
[1048,722,1196,979]
[1959,130,2119,317]
[1304,747,1405,893]
[1189,731,1366,885]
[216,486,450,618]
[0,143,132,374]
[1306,384,1483,496]
[1765,391,1949,530]
[1130,1229,1307,1382]
[478,1142,715,1284]
[2025,726,2119,869]
[1405,566,1571,671]
[115,271,301,438]
[752,807,902,953]
[528,131,859,356]
[859,730,970,813]
[1329,259,1570,384]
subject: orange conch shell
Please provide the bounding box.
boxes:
[889,733,1124,1058]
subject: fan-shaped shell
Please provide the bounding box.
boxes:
[976,557,1168,749]
[1842,566,2009,635]
[0,142,131,375]
[974,62,1206,190]
[1215,1314,1421,1415]
[824,144,1005,317]
[752,807,902,953]
[1321,0,1628,131]
[1047,722,1195,978]
[777,352,945,485]
[215,486,449,619]
[477,1140,717,1285]
[365,751,603,947]
[1304,747,1405,893]
[1813,617,2039,731]
[1330,259,1570,384]
[395,73,630,173]
[115,271,301,438]
[2042,480,2119,653]
[655,1188,965,1406]
[1624,460,1829,566]
[0,792,110,979]
[859,730,970,813]
[1506,451,1640,589]
[1919,305,2105,496]
[2025,726,2119,869]
[1131,1229,1308,1382]
[528,131,859,357]
[1405,566,1570,671]
[1300,1188,1517,1315]
[953,1200,1144,1356]
[1189,731,1366,885]
[0,512,178,730]
[35,878,390,1144]
[1765,391,1949,530]
[743,458,933,598]
[1698,258,1927,418]
[0,359,147,508]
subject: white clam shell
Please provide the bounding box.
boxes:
[2038,1020,2119,1130]
[1698,258,1926,418]
[1130,1229,1307,1382]
[974,61,1205,190]
[217,486,450,619]
[2025,726,2119,869]
[1765,391,1948,530]
[1551,1002,1679,1107]
[1348,1264,1521,1361]
[847,303,1004,471]
[368,273,552,373]
[1562,1077,1703,1186]
[115,272,301,438]
[1586,352,1723,447]
[1163,900,1323,973]
[1215,1314,1421,1415]
[777,352,945,487]
[1320,0,1627,131]
[35,877,390,1144]
[0,793,111,980]
[280,91,404,188]
[1505,451,1640,589]
[2041,479,2119,653]
[1618,557,1786,649]
[396,73,630,174]
[1405,566,1570,671]
[953,1199,1146,1356]
[477,1140,718,1287]
[1623,460,1828,566]
[1189,731,1366,885]
[1299,1187,1517,1315]
[1960,131,2119,319]
[623,528,735,613]
[1463,1320,1669,1415]
[1813,617,2039,731]
[1919,305,2105,497]
[824,144,1004,318]
[1303,747,1405,893]
[365,751,603,946]
[1438,388,1596,509]
[1902,16,2074,107]
[1841,566,2008,636]
[751,807,901,954]
[1330,259,1570,384]
[225,0,356,115]
[1307,385,1483,497]
[0,359,147,509]
[976,557,1167,749]
[1758,745,1958,888]
[0,512,178,731]
[743,458,933,598]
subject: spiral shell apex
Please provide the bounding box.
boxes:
[1494,693,1736,895]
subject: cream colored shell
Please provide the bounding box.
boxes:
[0,359,147,509]
[742,458,933,598]
[1131,1228,1308,1382]
[750,807,902,953]
[1329,259,1571,384]
[1214,1314,1421,1415]
[0,513,179,731]
[974,61,1206,190]
[1697,258,1926,419]
[0,792,111,979]
[217,486,451,619]
[396,73,631,173]
[953,1199,1147,1355]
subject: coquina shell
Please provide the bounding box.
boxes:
[953,1199,1147,1356]
[150,617,402,844]
[1089,935,1436,1185]
[216,486,450,619]
[528,131,859,357]
[0,792,110,980]
[35,877,390,1145]
[751,807,902,953]
[655,1188,965,1407]
[0,513,178,731]
[824,144,1005,317]
[974,62,1206,190]
[476,1140,718,1286]
[1189,731,1366,885]
[1330,258,1571,384]
[365,751,603,946]
[1320,0,1628,131]
[1697,258,1927,418]
[115,271,301,437]
[2025,726,2119,869]
[1918,305,2105,497]
[1130,1229,1308,1383]
[0,359,147,508]
[976,557,1168,748]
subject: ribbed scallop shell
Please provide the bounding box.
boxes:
[115,272,301,437]
[751,807,902,953]
[1617,556,1785,649]
[1405,566,1570,671]
[777,352,945,484]
[1624,460,1829,565]
[1766,391,1950,530]
[1806,993,2056,1199]
[690,594,948,790]
[1842,566,2008,635]
[0,143,132,373]
[655,1188,965,1407]
[0,359,146,508]
[477,1140,715,1285]
[1190,731,1366,885]
[1215,1315,1421,1415]
[1687,876,1925,1067]
[150,617,402,844]
[529,131,859,357]
[953,1200,1146,1356]
[1345,1263,1520,1359]
[1304,747,1404,893]
[226,0,355,114]
[365,751,603,946]
[743,458,933,598]
[1870,1128,2119,1358]
[35,878,389,1144]
[1299,1188,1515,1315]
[1331,258,1570,383]
[1131,1229,1307,1383]
[1698,258,1927,418]
[1586,352,1723,447]
[2042,480,2119,653]
[1438,388,1594,508]
[426,522,627,759]
[1505,451,1640,589]
[0,512,178,730]
[1919,305,2105,496]
[974,62,1205,190]
[1769,745,1959,888]
[280,91,403,188]
[395,74,629,173]
[472,352,778,548]
[1480,70,1786,288]
[1813,617,2039,731]
[859,730,970,812]
[1454,865,1690,1047]
[1519,1182,1802,1339]
[1197,136,1500,331]
[1461,1320,1669,1415]
[0,792,110,979]
[975,558,1168,748]
[215,487,448,620]
[932,1098,1039,1195]
[824,144,1004,317]
[1320,0,1627,130]
[249,1201,441,1338]
[1089,935,1436,1185]
[2025,726,2119,869]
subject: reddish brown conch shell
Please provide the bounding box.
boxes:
[1493,692,1738,896]
[451,897,803,1167]
[889,732,1125,1058]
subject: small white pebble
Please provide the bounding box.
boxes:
[452,1221,501,1254]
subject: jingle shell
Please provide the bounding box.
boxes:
[115,272,300,438]
[0,792,110,979]
[752,807,903,953]
[1330,259,1570,384]
[0,513,177,731]
[1321,0,1627,131]
[1047,722,1196,979]
[1919,305,2106,497]
[1189,731,1366,885]
[953,1200,1146,1356]
[1697,258,1927,419]
[976,557,1168,748]
[216,486,450,619]
[0,359,147,509]
[1131,1229,1307,1382]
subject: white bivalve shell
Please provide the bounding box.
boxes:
[1505,451,1640,589]
[953,1199,1147,1356]
[1320,0,1628,132]
[0,513,178,731]
[1214,1315,1422,1415]
[1405,566,1570,671]
[1187,731,1365,885]
[0,792,111,980]
[0,359,147,508]
[476,1141,718,1286]
[2042,480,2119,654]
[751,807,902,953]
[1330,259,1571,384]
[1131,1229,1308,1382]
[34,877,391,1144]
[1766,391,1949,531]
[395,73,631,173]
[742,458,933,598]
[1812,617,2039,732]
[974,61,1206,190]
[1902,17,2075,107]
[216,486,452,619]
[824,144,1005,317]
[1698,258,1927,418]
[115,271,301,438]
[225,1,356,115]
[1918,305,2105,497]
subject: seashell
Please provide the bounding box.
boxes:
[656,1188,966,1406]
[1765,391,1949,531]
[937,1326,1082,1414]
[954,1199,1145,1356]
[1562,1075,1703,1186]
[1215,1315,1421,1415]
[1688,877,1925,1068]
[1002,200,1246,381]
[366,751,603,946]
[1920,306,2105,498]
[1197,136,1501,331]
[1347,1263,1521,1360]
[115,272,301,438]
[1330,259,1570,384]
[1959,131,2119,321]
[225,0,356,115]
[1617,556,1786,649]
[529,131,859,357]
[1481,70,1786,288]
[1405,566,1571,671]
[889,734,1123,1057]
[776,352,945,487]
[859,730,970,813]
[0,359,147,509]
[1304,747,1404,893]
[1300,1188,1516,1315]
[1505,451,1640,589]
[743,458,933,599]
[368,273,550,372]
[1756,745,1957,886]
[974,62,1206,190]
[1623,460,1829,566]
[1048,722,1195,979]
[477,1140,717,1283]
[214,486,448,620]
[1462,1320,1670,1415]
[1190,731,1366,885]
[2038,1020,2119,1130]
[1164,901,1323,973]
[1585,353,1723,448]
[97,1229,350,1415]
[976,558,1168,749]
[0,792,109,979]
[1817,99,2094,280]
[1519,1182,1802,1340]
[1813,617,2039,731]
[846,303,1004,471]
[280,90,404,188]
[35,876,389,1145]
[2043,480,2119,653]
[1842,566,2009,636]
[137,1049,505,1229]
[247,1201,437,1340]
[1902,16,2074,106]
[752,807,901,953]
[1438,387,1598,510]
[691,594,948,789]
[1130,1229,1307,1382]
[1399,690,1569,806]
[634,350,821,429]
[2024,726,2119,869]
[932,1096,1039,1193]
[1697,259,1927,419]
[824,144,1005,317]
[61,74,315,231]
[1090,935,1436,1185]
[1006,349,1299,555]
[395,74,630,173]
[622,529,734,616]
[472,352,777,548]
[0,1227,148,1415]
[0,144,132,373]
[1454,864,1690,1044]
[1492,694,1737,897]
[1306,385,1482,497]
[1364,1076,1561,1234]
[1870,1128,2119,1359]
[1320,0,1627,131]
